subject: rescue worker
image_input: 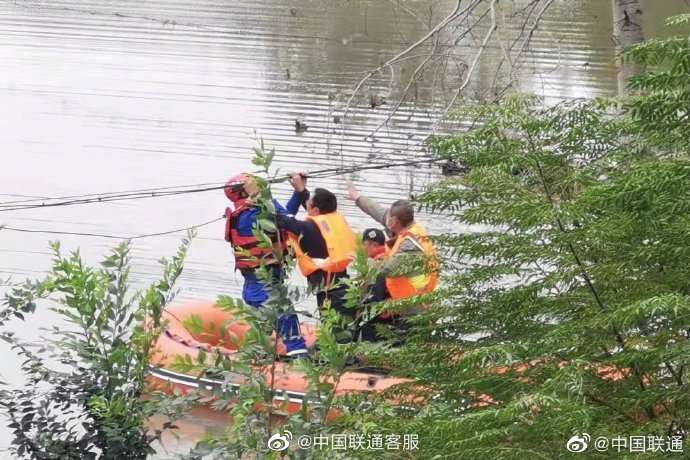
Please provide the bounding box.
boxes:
[224,173,308,358]
[346,183,438,342]
[358,228,390,341]
[275,174,358,341]
[362,228,386,260]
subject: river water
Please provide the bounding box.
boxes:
[0,0,688,457]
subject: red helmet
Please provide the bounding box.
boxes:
[224,173,250,203]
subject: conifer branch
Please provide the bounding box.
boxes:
[527,134,651,401]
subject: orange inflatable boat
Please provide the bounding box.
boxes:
[147,302,409,416]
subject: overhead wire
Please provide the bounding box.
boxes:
[0,184,230,212]
[0,217,223,240]
[0,156,444,212]
[0,156,443,239]
[0,180,229,206]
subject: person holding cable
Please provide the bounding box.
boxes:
[275,173,358,342]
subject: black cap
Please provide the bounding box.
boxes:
[362,228,385,245]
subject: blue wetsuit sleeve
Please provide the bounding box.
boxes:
[284,191,309,215]
[239,200,297,237]
[236,208,258,237]
[273,198,289,217]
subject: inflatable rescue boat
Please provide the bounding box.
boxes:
[147,302,409,416]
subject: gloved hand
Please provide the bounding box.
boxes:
[289,172,307,192]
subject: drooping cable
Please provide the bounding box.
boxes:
[0,217,223,240]
[0,156,443,212]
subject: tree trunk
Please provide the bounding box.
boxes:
[611,0,645,95]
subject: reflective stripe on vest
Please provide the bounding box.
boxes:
[287,212,357,278]
[384,223,438,300]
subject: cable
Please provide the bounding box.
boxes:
[305,156,441,179]
[0,156,443,212]
[0,181,228,206]
[0,156,445,240]
[0,157,440,209]
[0,185,230,212]
[0,217,223,240]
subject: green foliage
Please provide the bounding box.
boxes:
[624,25,690,151]
[339,17,690,459]
[0,280,39,326]
[0,232,195,459]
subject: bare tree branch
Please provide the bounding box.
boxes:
[341,0,472,123]
[383,0,429,29]
[434,0,499,129]
[367,33,443,139]
[511,0,557,66]
[336,0,561,176]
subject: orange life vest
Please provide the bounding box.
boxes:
[384,223,438,300]
[287,212,357,279]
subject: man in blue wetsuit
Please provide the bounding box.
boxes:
[224,173,308,358]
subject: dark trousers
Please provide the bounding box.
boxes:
[316,286,353,320]
[358,274,409,344]
[311,271,354,343]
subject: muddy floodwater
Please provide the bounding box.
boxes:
[0,0,688,457]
